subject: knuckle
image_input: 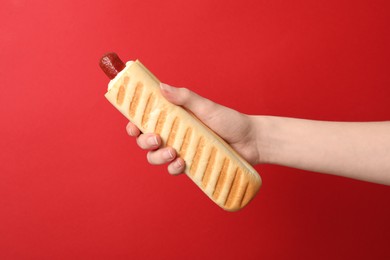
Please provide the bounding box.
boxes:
[179,87,191,102]
[136,136,145,149]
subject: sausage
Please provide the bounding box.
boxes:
[99,52,126,79]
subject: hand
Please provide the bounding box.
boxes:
[126,83,260,175]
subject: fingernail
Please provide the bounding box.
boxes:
[147,136,159,146]
[164,149,174,160]
[175,159,183,168]
[128,126,134,136]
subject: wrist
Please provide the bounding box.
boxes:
[250,115,279,165]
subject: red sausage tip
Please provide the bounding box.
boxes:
[99,52,126,79]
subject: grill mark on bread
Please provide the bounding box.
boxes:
[129,82,143,118]
[224,168,239,208]
[117,86,125,105]
[116,76,130,105]
[202,147,217,188]
[166,117,179,147]
[189,137,205,177]
[212,158,229,199]
[178,127,192,158]
[155,109,167,135]
[241,181,253,207]
[141,93,155,128]
[239,181,250,207]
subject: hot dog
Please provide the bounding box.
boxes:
[100,53,262,211]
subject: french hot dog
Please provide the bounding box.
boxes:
[100,52,261,211]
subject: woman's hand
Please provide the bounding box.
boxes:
[126,83,260,175]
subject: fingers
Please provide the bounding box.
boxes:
[127,123,161,150]
[144,144,185,174]
[136,133,161,150]
[147,147,175,165]
[127,84,222,175]
[146,149,185,175]
[126,123,186,175]
[168,158,185,175]
[160,83,218,122]
[126,122,141,137]
[145,143,185,175]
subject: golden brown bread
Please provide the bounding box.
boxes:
[105,60,261,211]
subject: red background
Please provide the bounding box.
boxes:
[1,0,389,259]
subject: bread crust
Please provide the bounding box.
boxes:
[105,60,261,211]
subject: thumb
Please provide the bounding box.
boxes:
[159,83,218,121]
[159,83,250,151]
